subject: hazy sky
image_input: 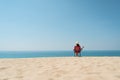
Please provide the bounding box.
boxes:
[0,0,120,51]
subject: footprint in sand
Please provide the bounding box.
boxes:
[115,75,120,79]
[15,76,24,79]
[0,67,8,71]
[55,73,61,78]
[49,78,54,80]
[38,65,43,68]
[57,70,67,74]
[2,78,9,80]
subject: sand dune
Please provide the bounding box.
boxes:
[0,57,120,80]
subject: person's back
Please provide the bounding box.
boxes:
[74,44,81,53]
[74,43,81,56]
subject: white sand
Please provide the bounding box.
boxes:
[0,57,120,80]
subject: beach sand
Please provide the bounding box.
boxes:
[0,57,120,80]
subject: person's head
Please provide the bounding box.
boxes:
[75,41,80,46]
[76,43,80,46]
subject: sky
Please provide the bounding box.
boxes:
[0,0,120,51]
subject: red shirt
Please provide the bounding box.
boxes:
[74,46,81,53]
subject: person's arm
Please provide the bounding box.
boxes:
[82,46,84,49]
[79,45,82,50]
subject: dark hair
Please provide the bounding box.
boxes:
[76,44,80,46]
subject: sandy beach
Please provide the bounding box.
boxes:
[0,57,120,80]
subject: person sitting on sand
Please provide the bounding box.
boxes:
[73,42,84,57]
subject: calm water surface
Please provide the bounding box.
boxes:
[0,50,120,58]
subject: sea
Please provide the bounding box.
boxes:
[0,50,120,58]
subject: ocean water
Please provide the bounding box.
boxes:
[0,50,120,58]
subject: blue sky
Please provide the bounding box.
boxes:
[0,0,120,51]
